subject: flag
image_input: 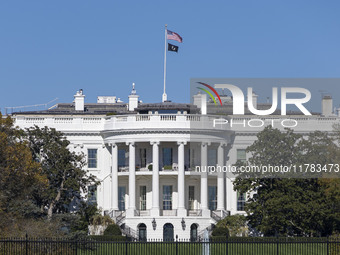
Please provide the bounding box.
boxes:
[167,30,183,43]
[168,43,179,52]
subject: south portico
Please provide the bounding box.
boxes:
[104,130,230,240]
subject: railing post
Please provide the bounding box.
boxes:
[327,236,329,255]
[176,235,178,255]
[125,239,128,255]
[75,239,78,255]
[25,233,28,255]
[226,234,228,255]
[276,236,279,255]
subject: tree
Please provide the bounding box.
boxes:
[233,126,340,236]
[26,126,99,220]
[216,214,248,237]
[0,113,47,236]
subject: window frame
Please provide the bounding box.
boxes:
[162,185,173,210]
[208,186,217,211]
[88,149,98,169]
[236,149,247,163]
[237,191,246,211]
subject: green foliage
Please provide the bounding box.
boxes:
[0,115,102,237]
[90,213,114,226]
[211,227,229,238]
[216,215,248,237]
[89,235,127,241]
[163,165,172,170]
[72,202,100,233]
[0,113,47,237]
[103,224,122,236]
[26,126,99,220]
[148,164,153,170]
[233,126,340,237]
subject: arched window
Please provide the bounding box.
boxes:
[163,223,174,241]
[138,223,147,242]
[190,224,198,242]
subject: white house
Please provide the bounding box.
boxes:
[10,84,340,241]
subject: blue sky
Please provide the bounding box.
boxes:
[1,0,339,113]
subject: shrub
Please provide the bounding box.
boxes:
[216,214,248,237]
[89,235,127,241]
[211,227,229,238]
[104,224,122,236]
[163,165,172,170]
[91,214,114,226]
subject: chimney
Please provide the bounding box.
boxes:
[193,93,207,115]
[337,107,340,117]
[322,95,333,116]
[251,92,258,109]
[74,89,85,111]
[128,83,139,111]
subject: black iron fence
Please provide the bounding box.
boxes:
[0,236,339,255]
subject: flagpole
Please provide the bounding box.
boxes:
[162,24,168,102]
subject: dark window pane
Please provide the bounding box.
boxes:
[237,192,246,211]
[162,148,173,167]
[237,149,246,163]
[88,185,97,205]
[118,186,126,211]
[88,149,97,168]
[208,186,217,211]
[163,185,172,210]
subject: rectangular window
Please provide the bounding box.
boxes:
[140,148,147,168]
[88,149,98,168]
[163,185,172,210]
[88,185,97,205]
[118,149,127,167]
[237,192,246,211]
[140,186,147,210]
[189,148,195,169]
[208,148,217,166]
[162,147,173,167]
[118,186,126,211]
[237,149,247,163]
[208,186,217,211]
[189,186,195,210]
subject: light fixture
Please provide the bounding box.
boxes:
[152,218,157,230]
[181,218,186,230]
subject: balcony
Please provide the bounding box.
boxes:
[104,114,220,132]
[134,210,150,217]
[188,210,202,217]
[160,209,177,216]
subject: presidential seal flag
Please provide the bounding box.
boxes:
[168,43,179,52]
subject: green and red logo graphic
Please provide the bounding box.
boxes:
[197,82,223,106]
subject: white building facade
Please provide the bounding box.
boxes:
[10,87,340,240]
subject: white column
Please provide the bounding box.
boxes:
[151,141,160,216]
[177,141,187,216]
[127,142,136,217]
[226,177,233,213]
[200,142,209,217]
[111,144,119,211]
[217,143,225,211]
